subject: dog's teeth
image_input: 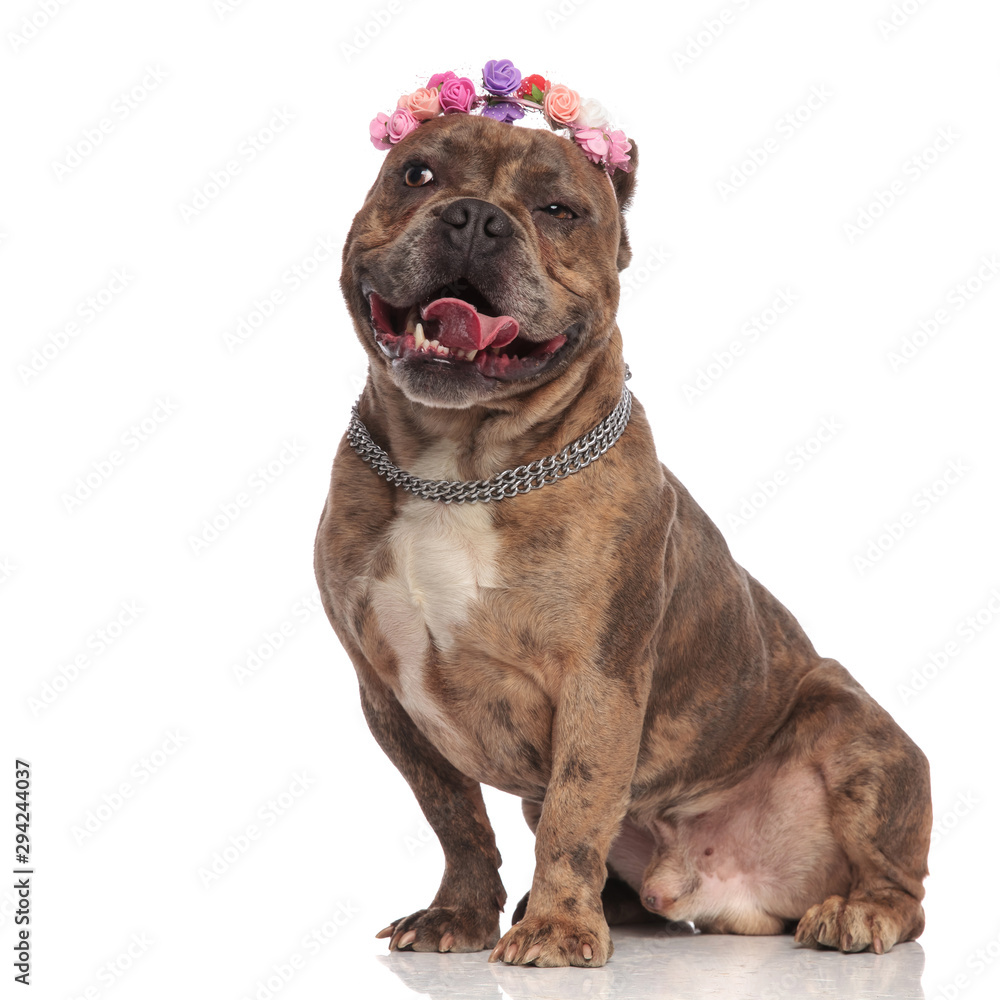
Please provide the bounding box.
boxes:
[405,304,421,334]
[414,322,425,347]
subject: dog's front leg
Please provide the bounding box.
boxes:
[359,679,507,953]
[490,665,647,968]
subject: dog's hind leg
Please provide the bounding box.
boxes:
[789,660,931,954]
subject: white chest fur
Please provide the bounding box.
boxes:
[367,442,501,721]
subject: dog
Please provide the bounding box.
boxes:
[314,108,931,968]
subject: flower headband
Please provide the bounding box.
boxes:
[369,59,632,176]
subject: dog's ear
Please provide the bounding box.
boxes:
[612,138,638,211]
[612,139,638,271]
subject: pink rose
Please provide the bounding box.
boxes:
[544,84,581,126]
[575,128,610,165]
[387,108,419,144]
[369,111,391,150]
[439,76,476,114]
[428,70,457,90]
[397,87,441,120]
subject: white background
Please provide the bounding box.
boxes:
[3,1,999,998]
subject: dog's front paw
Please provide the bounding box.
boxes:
[376,906,500,953]
[488,913,613,968]
[794,894,924,954]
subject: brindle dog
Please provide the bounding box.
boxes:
[314,113,931,968]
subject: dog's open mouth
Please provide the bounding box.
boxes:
[367,281,569,380]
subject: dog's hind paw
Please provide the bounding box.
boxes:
[794,893,925,954]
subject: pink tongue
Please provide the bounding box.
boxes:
[420,298,519,352]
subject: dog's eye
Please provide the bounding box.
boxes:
[404,165,434,188]
[542,203,576,220]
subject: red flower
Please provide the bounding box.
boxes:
[517,74,551,101]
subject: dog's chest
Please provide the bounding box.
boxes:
[368,443,501,684]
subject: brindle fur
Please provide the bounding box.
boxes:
[314,114,931,967]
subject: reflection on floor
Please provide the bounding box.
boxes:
[377,924,926,1000]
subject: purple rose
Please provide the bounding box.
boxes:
[482,59,522,96]
[481,101,525,124]
[439,76,476,114]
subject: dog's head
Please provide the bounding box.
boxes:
[342,113,637,408]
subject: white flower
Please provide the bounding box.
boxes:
[575,98,610,130]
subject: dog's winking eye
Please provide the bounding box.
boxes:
[404,164,434,187]
[542,203,576,220]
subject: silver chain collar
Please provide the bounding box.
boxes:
[347,368,633,504]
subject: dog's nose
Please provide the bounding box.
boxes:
[439,198,514,258]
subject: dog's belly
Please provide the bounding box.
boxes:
[363,448,553,796]
[609,760,851,933]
